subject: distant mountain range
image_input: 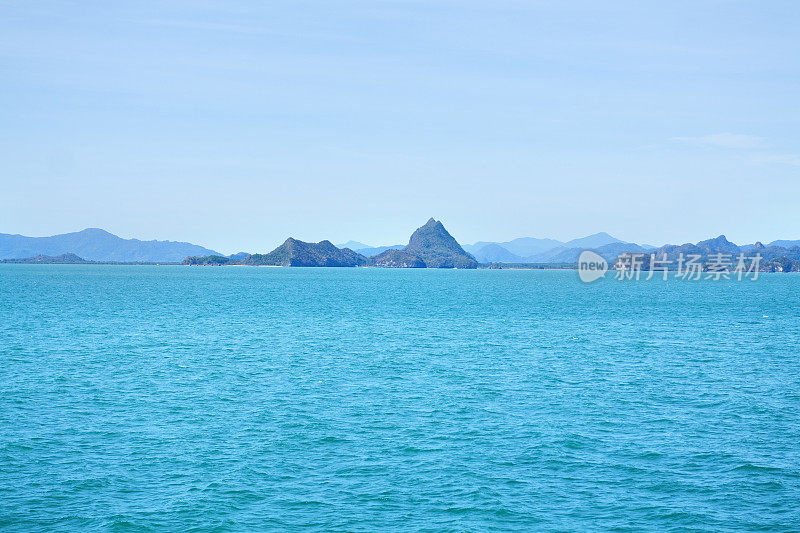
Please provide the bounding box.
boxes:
[0,228,219,262]
[619,235,800,272]
[425,231,655,264]
[462,237,563,258]
[4,226,800,271]
[674,236,800,262]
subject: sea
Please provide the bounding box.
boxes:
[1,265,799,531]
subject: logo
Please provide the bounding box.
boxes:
[578,250,608,283]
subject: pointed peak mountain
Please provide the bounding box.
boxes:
[419,218,449,232]
[697,234,738,251]
[372,219,477,268]
[407,218,463,252]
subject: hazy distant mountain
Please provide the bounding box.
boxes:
[542,242,650,263]
[0,228,219,262]
[335,241,404,257]
[336,241,405,257]
[471,243,526,263]
[355,245,404,257]
[464,237,563,257]
[371,218,477,269]
[336,241,370,250]
[461,241,493,255]
[506,237,566,256]
[562,232,622,249]
[768,239,800,248]
[465,232,625,263]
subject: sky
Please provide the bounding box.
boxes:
[1,0,799,254]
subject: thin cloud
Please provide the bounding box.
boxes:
[129,18,287,36]
[750,153,800,167]
[671,133,799,167]
[671,133,765,149]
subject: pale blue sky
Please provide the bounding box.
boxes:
[1,1,799,253]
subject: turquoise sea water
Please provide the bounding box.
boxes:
[1,265,799,531]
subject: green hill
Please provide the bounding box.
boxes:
[243,238,367,267]
[1,253,92,264]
